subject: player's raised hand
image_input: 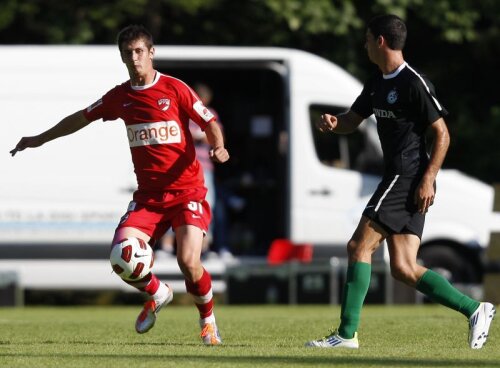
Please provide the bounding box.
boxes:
[209,146,229,163]
[317,114,338,133]
[10,136,44,157]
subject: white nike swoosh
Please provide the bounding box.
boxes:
[123,102,133,107]
[192,214,201,219]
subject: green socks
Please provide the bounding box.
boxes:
[416,269,480,318]
[337,265,479,339]
[339,262,372,339]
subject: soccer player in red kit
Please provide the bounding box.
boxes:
[10,25,229,345]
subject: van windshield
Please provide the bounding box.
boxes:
[309,104,383,176]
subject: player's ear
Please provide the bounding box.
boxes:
[118,43,126,63]
[119,49,127,64]
[377,35,384,48]
[149,47,155,60]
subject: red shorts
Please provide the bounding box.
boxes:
[116,187,211,242]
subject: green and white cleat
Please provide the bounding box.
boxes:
[469,302,496,349]
[305,329,359,349]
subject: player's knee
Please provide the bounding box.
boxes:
[177,253,200,277]
[346,239,358,257]
[390,263,419,285]
[390,265,407,282]
[347,238,374,261]
[178,262,202,283]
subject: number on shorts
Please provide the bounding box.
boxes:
[187,201,203,214]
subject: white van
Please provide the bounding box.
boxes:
[1,45,499,284]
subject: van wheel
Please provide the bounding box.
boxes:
[418,245,478,284]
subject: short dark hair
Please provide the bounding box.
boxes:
[367,14,407,50]
[117,25,154,51]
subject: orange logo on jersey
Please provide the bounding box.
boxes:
[126,121,181,147]
[157,98,170,111]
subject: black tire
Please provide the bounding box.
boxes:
[418,245,479,283]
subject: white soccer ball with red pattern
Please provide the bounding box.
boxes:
[110,237,154,281]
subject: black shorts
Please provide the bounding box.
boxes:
[362,175,425,238]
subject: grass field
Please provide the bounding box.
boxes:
[0,305,498,368]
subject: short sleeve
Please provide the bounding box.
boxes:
[351,80,374,119]
[409,76,448,126]
[175,81,216,130]
[82,86,121,122]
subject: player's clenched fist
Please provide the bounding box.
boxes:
[209,146,229,163]
[316,114,338,133]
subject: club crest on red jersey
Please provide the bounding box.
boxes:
[157,98,171,111]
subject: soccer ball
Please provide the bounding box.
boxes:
[110,237,154,281]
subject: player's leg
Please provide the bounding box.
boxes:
[112,218,172,334]
[175,224,222,345]
[306,216,386,348]
[202,168,215,255]
[387,233,495,349]
[340,216,387,337]
[386,233,426,286]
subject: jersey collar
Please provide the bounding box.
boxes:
[383,62,407,79]
[130,71,160,90]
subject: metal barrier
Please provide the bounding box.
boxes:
[0,256,425,305]
[224,258,419,305]
[0,271,23,306]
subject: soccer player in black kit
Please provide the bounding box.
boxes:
[306,14,495,349]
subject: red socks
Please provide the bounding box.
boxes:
[125,269,214,319]
[126,272,160,295]
[185,268,214,319]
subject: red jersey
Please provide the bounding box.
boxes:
[83,72,216,194]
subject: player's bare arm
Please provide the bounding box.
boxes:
[317,110,364,134]
[204,120,229,163]
[10,110,91,156]
[415,117,450,213]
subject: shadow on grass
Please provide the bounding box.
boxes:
[0,352,496,367]
[0,340,251,348]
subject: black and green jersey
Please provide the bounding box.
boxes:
[351,62,448,176]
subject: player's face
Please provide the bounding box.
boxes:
[120,38,154,77]
[364,29,378,63]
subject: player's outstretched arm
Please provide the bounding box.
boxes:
[204,120,229,164]
[10,110,91,156]
[317,110,364,134]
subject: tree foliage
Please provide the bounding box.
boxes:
[1,0,499,182]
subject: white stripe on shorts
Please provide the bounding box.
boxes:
[374,175,400,212]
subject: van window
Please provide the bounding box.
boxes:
[309,105,383,175]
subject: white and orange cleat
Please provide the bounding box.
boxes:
[200,316,222,345]
[135,284,173,334]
